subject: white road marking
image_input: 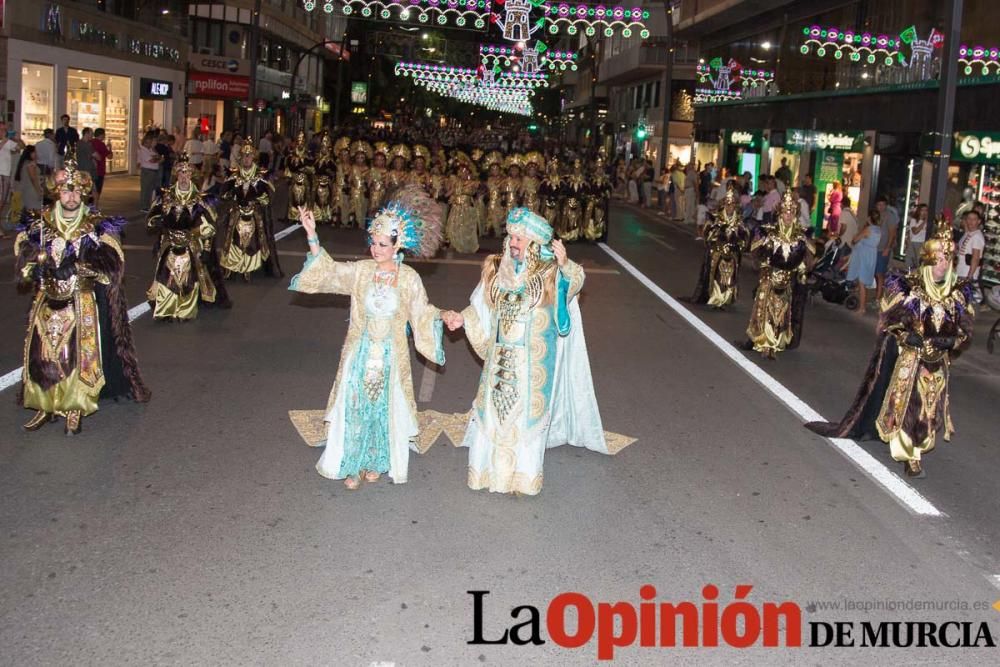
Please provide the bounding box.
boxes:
[275,223,302,241]
[639,229,676,251]
[598,242,943,518]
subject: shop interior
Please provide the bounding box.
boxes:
[67,69,130,173]
[140,99,169,135]
[20,63,54,146]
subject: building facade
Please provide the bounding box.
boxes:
[1,0,189,175]
[186,1,345,140]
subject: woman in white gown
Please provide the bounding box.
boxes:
[289,186,445,489]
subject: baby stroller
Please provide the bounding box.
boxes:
[807,238,859,310]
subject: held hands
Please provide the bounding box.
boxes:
[552,239,567,267]
[441,310,464,332]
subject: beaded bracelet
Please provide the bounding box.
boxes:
[307,236,319,245]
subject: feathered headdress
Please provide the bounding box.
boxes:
[367,184,444,260]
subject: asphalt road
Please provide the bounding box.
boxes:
[1,184,999,665]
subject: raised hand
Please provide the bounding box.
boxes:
[299,206,317,238]
[552,239,568,267]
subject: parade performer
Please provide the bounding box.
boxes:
[558,160,587,242]
[442,208,614,495]
[312,135,337,225]
[333,136,351,227]
[482,151,505,238]
[691,185,749,309]
[220,143,283,279]
[146,153,230,320]
[367,142,390,217]
[540,159,562,231]
[521,152,543,215]
[387,144,411,192]
[15,161,150,434]
[500,154,524,222]
[347,141,372,227]
[284,131,313,223]
[806,223,975,478]
[743,189,814,357]
[584,154,612,242]
[445,151,480,254]
[288,185,445,489]
[408,144,432,193]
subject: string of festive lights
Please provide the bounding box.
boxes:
[306,0,492,29]
[693,57,773,103]
[799,25,901,66]
[541,4,650,39]
[395,61,549,89]
[959,44,1000,76]
[479,43,578,72]
[419,80,535,115]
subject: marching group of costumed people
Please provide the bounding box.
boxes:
[280,132,612,255]
[12,126,976,484]
[289,189,617,494]
[689,185,975,477]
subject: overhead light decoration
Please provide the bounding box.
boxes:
[395,61,548,89]
[540,4,650,39]
[798,25,901,66]
[694,57,774,103]
[303,0,492,30]
[420,80,535,115]
[480,42,578,72]
[960,44,1000,76]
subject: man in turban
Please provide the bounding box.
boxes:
[443,208,615,495]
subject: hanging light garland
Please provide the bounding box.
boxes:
[694,57,774,104]
[303,0,492,29]
[960,44,1000,76]
[396,60,549,89]
[540,4,650,39]
[798,25,901,66]
[479,43,578,72]
[418,80,535,115]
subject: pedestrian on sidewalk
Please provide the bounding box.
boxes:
[0,121,25,237]
[671,162,685,220]
[91,129,111,208]
[684,161,697,225]
[54,114,79,168]
[14,146,44,214]
[35,129,57,177]
[905,203,929,269]
[956,210,985,282]
[874,195,899,302]
[845,210,881,312]
[137,131,162,212]
[76,128,96,188]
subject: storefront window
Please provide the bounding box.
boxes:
[67,70,131,173]
[20,63,54,146]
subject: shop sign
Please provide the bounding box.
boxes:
[728,129,760,149]
[954,132,1000,164]
[351,82,368,105]
[71,19,119,49]
[127,38,181,64]
[140,78,173,100]
[187,72,250,100]
[190,53,251,77]
[787,129,864,152]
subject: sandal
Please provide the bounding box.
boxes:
[344,476,361,490]
[363,470,380,483]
